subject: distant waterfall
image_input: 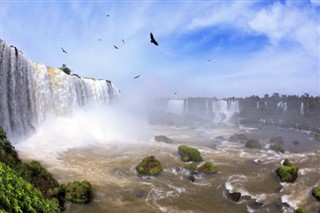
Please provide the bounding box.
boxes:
[167,99,185,115]
[300,102,304,115]
[165,98,239,124]
[277,102,287,112]
[0,40,120,137]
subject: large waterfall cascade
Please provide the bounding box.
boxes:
[0,40,120,137]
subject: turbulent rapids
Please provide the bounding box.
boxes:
[0,40,120,137]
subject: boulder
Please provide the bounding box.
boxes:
[154,135,174,144]
[312,186,320,201]
[64,180,93,204]
[198,162,218,174]
[178,145,203,162]
[228,133,248,143]
[228,192,241,202]
[270,136,284,144]
[276,164,299,183]
[245,139,262,149]
[136,156,163,176]
[269,144,285,153]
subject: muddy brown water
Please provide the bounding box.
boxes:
[18,125,320,213]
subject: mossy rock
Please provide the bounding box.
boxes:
[245,139,262,149]
[269,144,285,153]
[228,133,248,142]
[276,165,299,183]
[136,156,163,175]
[64,181,93,204]
[292,140,300,145]
[312,186,320,201]
[185,162,198,171]
[178,145,203,162]
[270,136,284,144]
[283,159,292,167]
[295,207,305,213]
[154,135,174,144]
[198,162,218,174]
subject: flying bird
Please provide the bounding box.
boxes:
[107,14,110,17]
[208,59,212,62]
[98,38,102,41]
[174,92,177,95]
[134,75,140,79]
[61,47,67,54]
[122,39,125,44]
[114,45,119,49]
[150,33,158,46]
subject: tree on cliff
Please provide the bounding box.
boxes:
[59,64,71,75]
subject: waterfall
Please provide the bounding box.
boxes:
[167,99,185,115]
[257,101,260,109]
[277,102,287,112]
[0,40,120,137]
[300,102,304,115]
[211,100,239,123]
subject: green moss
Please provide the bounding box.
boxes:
[0,162,60,213]
[0,139,21,168]
[64,181,93,204]
[315,133,320,141]
[269,144,285,153]
[295,207,305,213]
[185,162,198,170]
[276,165,299,183]
[18,161,59,196]
[136,156,163,175]
[198,162,218,174]
[283,159,292,167]
[270,136,284,144]
[312,186,320,201]
[0,126,7,140]
[245,139,262,149]
[228,134,248,142]
[178,145,203,162]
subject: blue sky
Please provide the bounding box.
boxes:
[1,0,319,99]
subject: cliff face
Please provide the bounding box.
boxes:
[0,40,120,137]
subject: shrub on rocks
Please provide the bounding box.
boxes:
[245,139,262,149]
[178,145,203,162]
[136,156,163,176]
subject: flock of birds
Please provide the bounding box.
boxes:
[60,32,159,81]
[59,13,212,96]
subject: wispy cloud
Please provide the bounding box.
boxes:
[1,0,319,98]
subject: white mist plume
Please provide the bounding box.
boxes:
[15,103,151,160]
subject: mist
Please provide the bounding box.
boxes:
[15,102,152,160]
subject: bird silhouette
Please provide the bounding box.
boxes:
[208,59,212,62]
[107,14,110,17]
[98,38,102,41]
[122,39,125,44]
[114,45,119,49]
[134,75,140,79]
[61,47,67,54]
[62,64,66,67]
[150,33,158,46]
[174,92,177,95]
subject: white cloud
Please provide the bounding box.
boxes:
[249,2,320,57]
